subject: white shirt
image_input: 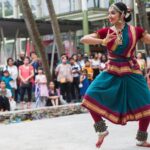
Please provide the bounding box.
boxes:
[78,60,85,68]
[71,63,81,78]
[91,59,100,67]
[55,63,73,82]
[0,89,12,98]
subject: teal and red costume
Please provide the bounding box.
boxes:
[82,24,150,125]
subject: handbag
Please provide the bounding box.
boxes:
[60,77,66,83]
[21,82,30,88]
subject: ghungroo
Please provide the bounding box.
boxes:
[94,120,108,133]
[136,130,148,142]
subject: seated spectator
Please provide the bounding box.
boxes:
[0,81,11,111]
[46,81,60,106]
[0,81,16,111]
[35,67,48,108]
[79,69,90,98]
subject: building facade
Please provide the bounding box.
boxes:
[0,0,150,63]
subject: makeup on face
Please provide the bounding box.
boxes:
[108,8,120,24]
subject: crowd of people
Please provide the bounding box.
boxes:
[0,49,149,112]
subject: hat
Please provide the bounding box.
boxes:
[3,69,9,73]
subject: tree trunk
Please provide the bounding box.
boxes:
[19,0,51,83]
[46,0,64,58]
[136,0,150,56]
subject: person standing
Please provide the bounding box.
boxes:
[1,70,13,92]
[99,54,108,72]
[30,52,41,76]
[70,57,81,102]
[14,51,25,67]
[80,2,150,148]
[19,57,34,109]
[3,58,18,101]
[35,67,48,108]
[14,51,25,102]
[79,69,90,98]
[55,56,73,103]
[91,53,100,79]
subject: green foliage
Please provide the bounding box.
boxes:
[109,0,115,5]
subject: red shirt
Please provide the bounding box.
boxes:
[19,65,34,82]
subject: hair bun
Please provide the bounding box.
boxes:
[127,7,132,12]
[125,12,130,19]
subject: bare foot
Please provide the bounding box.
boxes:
[137,141,150,147]
[96,131,109,148]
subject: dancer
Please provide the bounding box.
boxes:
[80,2,150,148]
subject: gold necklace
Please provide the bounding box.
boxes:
[114,23,125,45]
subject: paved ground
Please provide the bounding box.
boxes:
[0,113,149,150]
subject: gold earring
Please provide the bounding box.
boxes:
[118,18,123,23]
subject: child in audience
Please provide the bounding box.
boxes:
[35,67,48,107]
[79,69,90,98]
[1,70,13,93]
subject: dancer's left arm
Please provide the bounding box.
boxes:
[141,31,150,44]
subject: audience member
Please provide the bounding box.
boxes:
[46,81,60,106]
[19,57,34,109]
[35,67,48,108]
[55,56,73,103]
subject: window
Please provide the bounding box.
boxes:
[88,0,109,9]
[4,0,13,17]
[20,39,26,52]
[0,1,2,17]
[5,41,14,58]
[41,0,49,17]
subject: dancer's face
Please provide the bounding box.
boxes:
[108,7,121,25]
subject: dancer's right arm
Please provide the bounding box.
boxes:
[80,30,116,46]
[80,33,104,45]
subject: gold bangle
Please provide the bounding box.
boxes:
[101,39,107,46]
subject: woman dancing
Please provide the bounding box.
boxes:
[81,2,150,148]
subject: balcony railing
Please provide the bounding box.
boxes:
[49,0,109,15]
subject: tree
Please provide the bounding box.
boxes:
[19,0,51,83]
[46,0,64,58]
[136,0,150,55]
